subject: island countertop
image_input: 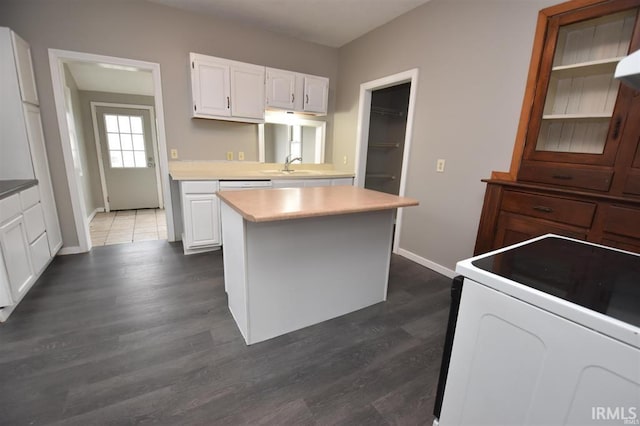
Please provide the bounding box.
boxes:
[217,186,419,222]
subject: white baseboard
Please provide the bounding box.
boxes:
[395,248,456,279]
[57,246,86,255]
[87,207,105,222]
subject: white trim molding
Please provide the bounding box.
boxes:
[48,49,175,252]
[396,248,456,279]
[87,207,104,223]
[354,68,419,254]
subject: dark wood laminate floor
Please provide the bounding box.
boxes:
[0,241,451,425]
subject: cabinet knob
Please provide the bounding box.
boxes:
[306,94,309,104]
[552,174,573,180]
[291,93,295,103]
[227,96,230,109]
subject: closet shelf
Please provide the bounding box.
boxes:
[369,143,401,149]
[552,56,624,72]
[366,174,396,180]
[542,113,612,120]
[371,106,404,117]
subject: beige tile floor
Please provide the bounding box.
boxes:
[90,209,167,246]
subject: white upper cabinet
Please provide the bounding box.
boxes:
[303,75,329,114]
[11,31,38,105]
[190,53,265,123]
[265,67,329,115]
[265,68,296,110]
[230,63,266,120]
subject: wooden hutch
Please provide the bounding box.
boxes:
[475,0,640,255]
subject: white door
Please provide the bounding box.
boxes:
[266,68,296,109]
[192,57,230,117]
[0,215,34,301]
[96,106,159,211]
[230,63,265,119]
[303,75,328,113]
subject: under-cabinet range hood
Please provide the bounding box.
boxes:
[615,49,640,90]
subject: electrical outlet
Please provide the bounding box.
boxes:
[238,151,245,161]
[436,159,446,173]
[170,149,178,159]
[343,155,348,165]
[226,151,234,161]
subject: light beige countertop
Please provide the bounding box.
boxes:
[169,161,355,181]
[217,186,419,222]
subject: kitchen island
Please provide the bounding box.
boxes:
[217,186,418,345]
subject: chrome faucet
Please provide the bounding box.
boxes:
[283,154,302,172]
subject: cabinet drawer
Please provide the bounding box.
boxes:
[518,164,613,192]
[501,191,596,228]
[603,206,640,239]
[19,185,39,209]
[23,203,46,243]
[0,194,21,223]
[181,181,219,194]
[623,170,640,196]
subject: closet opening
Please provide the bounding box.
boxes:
[364,82,411,195]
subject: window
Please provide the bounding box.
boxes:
[104,114,146,168]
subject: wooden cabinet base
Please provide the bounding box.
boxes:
[474,180,640,255]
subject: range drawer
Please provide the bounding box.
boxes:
[501,191,596,228]
[518,163,613,192]
[603,205,640,239]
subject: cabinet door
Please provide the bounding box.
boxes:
[521,4,639,168]
[191,56,231,117]
[303,75,329,114]
[10,31,38,105]
[0,252,14,308]
[265,68,296,110]
[23,104,61,254]
[183,194,221,248]
[230,63,265,120]
[0,215,34,301]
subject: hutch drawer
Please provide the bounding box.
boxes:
[501,190,596,228]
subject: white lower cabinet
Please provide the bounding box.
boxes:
[180,181,221,254]
[0,215,34,301]
[0,254,13,308]
[0,184,55,321]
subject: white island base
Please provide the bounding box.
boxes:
[221,202,396,345]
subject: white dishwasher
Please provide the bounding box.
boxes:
[219,180,273,191]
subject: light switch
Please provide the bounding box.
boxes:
[436,159,446,173]
[238,152,245,161]
[226,151,234,161]
[170,149,178,159]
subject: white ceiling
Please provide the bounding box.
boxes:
[65,62,155,96]
[148,0,432,48]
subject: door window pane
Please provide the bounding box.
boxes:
[130,116,143,134]
[104,113,147,168]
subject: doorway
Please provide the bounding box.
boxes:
[364,83,411,195]
[355,69,419,253]
[92,104,163,211]
[48,49,174,253]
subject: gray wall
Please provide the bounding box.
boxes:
[0,0,339,248]
[333,0,558,271]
